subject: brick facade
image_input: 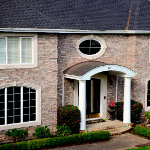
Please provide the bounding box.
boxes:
[0,33,150,142]
[57,34,150,110]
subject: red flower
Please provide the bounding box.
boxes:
[110,101,114,107]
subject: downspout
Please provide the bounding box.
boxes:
[116,76,118,102]
[62,75,64,106]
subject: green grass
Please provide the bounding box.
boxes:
[127,146,150,150]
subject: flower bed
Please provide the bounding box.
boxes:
[0,130,110,150]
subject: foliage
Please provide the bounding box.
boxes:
[127,146,150,150]
[135,125,150,138]
[143,112,150,122]
[33,125,53,139]
[115,100,143,123]
[0,130,110,150]
[5,129,28,143]
[56,124,72,137]
[58,105,81,134]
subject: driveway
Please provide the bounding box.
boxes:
[47,133,150,150]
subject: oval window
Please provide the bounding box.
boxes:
[79,40,101,55]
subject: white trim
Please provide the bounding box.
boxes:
[1,28,150,34]
[4,88,7,125]
[81,65,136,80]
[145,78,150,111]
[21,87,23,123]
[64,74,81,80]
[0,86,41,130]
[116,76,118,102]
[76,35,107,60]
[0,33,37,69]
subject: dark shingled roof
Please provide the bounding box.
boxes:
[0,0,150,30]
[64,61,106,76]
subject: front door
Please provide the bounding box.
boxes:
[86,78,101,119]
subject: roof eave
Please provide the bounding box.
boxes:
[0,28,150,34]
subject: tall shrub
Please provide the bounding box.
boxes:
[58,105,81,134]
[115,100,143,123]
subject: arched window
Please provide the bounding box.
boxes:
[147,81,150,107]
[0,87,36,125]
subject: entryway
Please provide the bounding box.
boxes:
[86,78,101,119]
[64,61,136,130]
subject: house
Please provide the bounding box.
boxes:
[0,0,150,132]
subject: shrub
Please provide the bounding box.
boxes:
[135,125,150,138]
[33,125,53,139]
[56,124,72,137]
[0,130,110,150]
[115,100,143,123]
[5,128,28,143]
[143,111,150,123]
[58,105,81,134]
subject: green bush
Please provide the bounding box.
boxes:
[143,112,150,123]
[5,129,28,143]
[56,124,72,137]
[0,130,110,150]
[135,125,150,138]
[33,125,53,139]
[115,100,143,123]
[58,105,81,134]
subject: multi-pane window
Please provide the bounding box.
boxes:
[0,87,36,125]
[79,40,101,55]
[147,81,150,107]
[0,37,33,64]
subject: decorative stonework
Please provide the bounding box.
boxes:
[76,35,107,60]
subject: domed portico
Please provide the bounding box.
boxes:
[64,62,136,130]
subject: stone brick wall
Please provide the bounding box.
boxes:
[0,33,150,141]
[57,34,150,111]
[0,34,58,133]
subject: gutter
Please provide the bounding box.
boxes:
[0,28,150,34]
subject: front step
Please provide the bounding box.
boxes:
[86,118,105,124]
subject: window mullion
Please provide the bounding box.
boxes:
[32,38,33,64]
[20,38,22,64]
[6,37,8,64]
[13,87,15,123]
[5,88,7,125]
[21,87,23,123]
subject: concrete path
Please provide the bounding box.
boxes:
[86,120,132,135]
[47,133,150,150]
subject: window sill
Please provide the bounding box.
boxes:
[0,121,41,130]
[0,63,37,69]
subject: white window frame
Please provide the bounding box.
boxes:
[76,35,107,60]
[0,86,41,130]
[0,33,37,69]
[146,79,150,111]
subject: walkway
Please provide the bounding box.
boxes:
[86,120,132,135]
[48,133,150,150]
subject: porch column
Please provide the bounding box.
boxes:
[123,77,131,123]
[79,80,86,130]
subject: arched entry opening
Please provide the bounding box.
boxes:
[64,62,136,130]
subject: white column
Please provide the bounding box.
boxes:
[79,80,86,130]
[123,77,131,123]
[91,80,94,113]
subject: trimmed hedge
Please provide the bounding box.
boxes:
[58,105,81,134]
[135,125,150,138]
[0,130,110,150]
